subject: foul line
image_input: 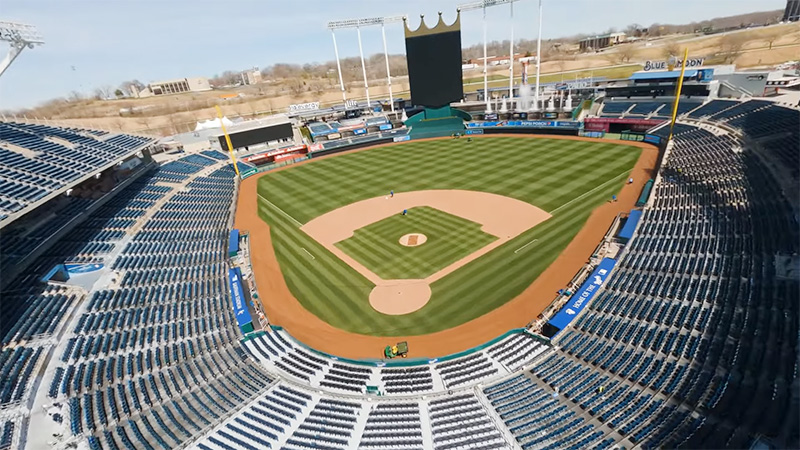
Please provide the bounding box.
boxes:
[548,170,631,215]
[258,194,303,228]
[514,239,538,254]
[301,248,316,260]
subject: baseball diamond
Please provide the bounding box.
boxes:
[245,136,645,338]
[5,5,799,450]
[334,206,497,280]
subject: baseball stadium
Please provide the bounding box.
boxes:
[0,2,799,450]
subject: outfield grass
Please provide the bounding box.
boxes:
[257,137,641,336]
[334,206,497,280]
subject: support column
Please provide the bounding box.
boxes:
[483,4,491,113]
[381,23,394,112]
[357,27,371,108]
[509,1,515,108]
[534,0,543,111]
[331,30,347,102]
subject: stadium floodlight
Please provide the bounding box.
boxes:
[458,0,520,112]
[326,16,405,112]
[0,21,44,78]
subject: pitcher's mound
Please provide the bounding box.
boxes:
[399,233,427,247]
[369,280,431,315]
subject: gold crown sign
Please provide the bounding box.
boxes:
[404,11,461,38]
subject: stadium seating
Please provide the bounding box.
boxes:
[601,99,703,118]
[0,121,153,221]
[3,99,799,450]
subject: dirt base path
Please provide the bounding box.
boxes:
[301,189,550,315]
[235,134,659,359]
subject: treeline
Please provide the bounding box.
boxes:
[209,9,783,87]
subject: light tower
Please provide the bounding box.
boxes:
[326,16,405,112]
[0,21,44,78]
[457,0,520,113]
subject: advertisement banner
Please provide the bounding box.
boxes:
[393,135,411,142]
[643,57,705,71]
[465,129,484,135]
[379,123,393,131]
[65,263,104,274]
[240,168,258,179]
[353,128,367,135]
[644,134,662,145]
[228,268,253,327]
[546,257,617,334]
[467,120,580,129]
[288,102,320,113]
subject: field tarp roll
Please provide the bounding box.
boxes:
[618,210,643,241]
[228,229,240,256]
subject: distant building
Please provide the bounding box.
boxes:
[579,32,626,52]
[784,0,800,21]
[136,77,211,98]
[242,69,262,85]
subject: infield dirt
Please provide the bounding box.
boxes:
[235,135,658,359]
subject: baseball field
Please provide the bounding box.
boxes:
[248,136,645,339]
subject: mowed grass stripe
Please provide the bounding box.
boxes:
[261,201,385,330]
[335,207,496,280]
[425,183,620,323]
[260,138,609,223]
[256,137,642,335]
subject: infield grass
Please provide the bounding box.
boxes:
[334,206,497,280]
[256,136,641,336]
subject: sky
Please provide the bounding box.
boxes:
[0,0,786,110]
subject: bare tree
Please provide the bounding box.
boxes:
[287,78,305,96]
[718,33,747,63]
[762,28,782,50]
[661,40,681,59]
[624,23,643,37]
[68,91,84,102]
[602,50,618,65]
[137,116,151,131]
[111,117,125,131]
[617,45,638,63]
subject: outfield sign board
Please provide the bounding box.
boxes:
[643,57,705,71]
[240,168,258,179]
[556,80,592,90]
[546,257,617,335]
[644,134,662,145]
[289,102,320,113]
[466,120,581,129]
